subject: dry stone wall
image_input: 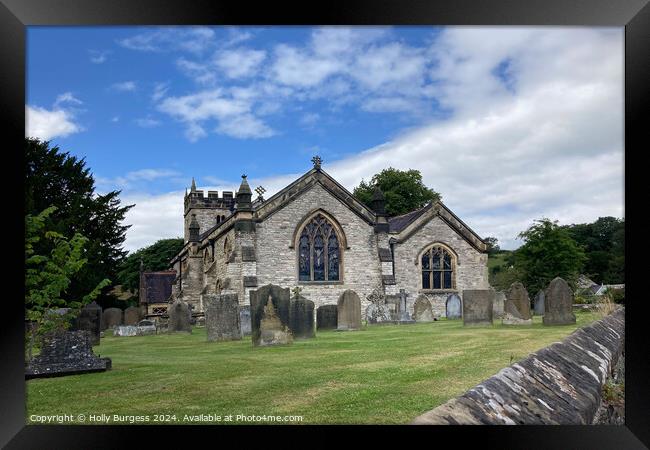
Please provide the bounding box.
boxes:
[412,308,625,425]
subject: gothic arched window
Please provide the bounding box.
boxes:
[298,214,341,282]
[421,245,455,290]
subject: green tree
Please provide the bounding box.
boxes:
[25,207,110,352]
[353,168,440,217]
[25,138,134,307]
[483,236,501,255]
[116,238,184,293]
[515,218,587,295]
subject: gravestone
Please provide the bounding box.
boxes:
[205,293,242,342]
[25,330,111,379]
[503,282,532,325]
[250,284,292,346]
[446,294,462,319]
[462,290,493,326]
[102,308,123,330]
[385,295,400,320]
[124,306,141,326]
[493,291,506,318]
[240,305,252,336]
[114,325,138,337]
[396,289,416,324]
[137,320,157,335]
[413,295,434,322]
[337,290,362,331]
[533,290,546,316]
[317,305,338,330]
[290,296,315,339]
[74,301,101,345]
[168,300,192,333]
[543,277,576,325]
[366,303,392,324]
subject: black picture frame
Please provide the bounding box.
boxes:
[3,0,648,447]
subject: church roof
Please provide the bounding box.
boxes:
[388,204,432,232]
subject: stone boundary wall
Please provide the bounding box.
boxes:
[412,308,625,425]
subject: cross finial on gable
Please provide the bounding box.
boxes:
[311,155,322,170]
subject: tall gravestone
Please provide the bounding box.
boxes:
[385,295,400,320]
[543,277,576,325]
[205,293,241,341]
[337,290,362,331]
[462,290,493,326]
[102,308,123,331]
[250,284,292,346]
[124,306,141,326]
[446,294,462,319]
[25,330,111,379]
[413,295,434,322]
[503,282,532,325]
[317,305,338,330]
[533,290,546,316]
[493,291,506,318]
[168,300,192,333]
[74,301,101,345]
[290,296,315,339]
[239,305,252,337]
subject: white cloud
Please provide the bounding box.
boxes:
[214,48,266,78]
[151,82,170,102]
[25,105,82,140]
[111,81,137,92]
[134,116,162,128]
[89,49,110,64]
[118,27,216,54]
[53,92,83,108]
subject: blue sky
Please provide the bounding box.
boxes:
[26,26,624,252]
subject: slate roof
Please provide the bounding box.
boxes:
[388,204,432,233]
[141,271,176,304]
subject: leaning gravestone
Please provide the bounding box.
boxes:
[413,295,434,322]
[446,294,462,319]
[124,306,141,326]
[462,290,493,326]
[503,282,532,325]
[102,308,123,331]
[205,293,241,342]
[543,277,576,325]
[533,290,546,316]
[74,301,101,346]
[317,305,338,330]
[250,284,292,346]
[240,305,252,336]
[168,300,192,333]
[493,291,506,318]
[25,330,111,379]
[337,290,362,331]
[290,297,315,339]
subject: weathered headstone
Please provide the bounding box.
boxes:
[493,291,506,318]
[317,305,338,330]
[446,294,462,319]
[168,300,192,333]
[533,290,546,316]
[205,293,242,341]
[396,289,416,324]
[25,330,111,379]
[290,296,315,339]
[240,305,252,336]
[503,282,532,325]
[137,320,157,335]
[250,284,292,346]
[413,295,434,322]
[385,295,400,320]
[337,290,362,331]
[102,308,123,330]
[366,303,392,324]
[114,325,138,337]
[462,290,493,326]
[124,306,141,326]
[543,277,576,325]
[74,301,101,345]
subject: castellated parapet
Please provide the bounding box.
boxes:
[184,189,235,243]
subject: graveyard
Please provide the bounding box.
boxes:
[26,310,599,425]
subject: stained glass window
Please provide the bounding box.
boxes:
[298,214,341,282]
[421,245,454,290]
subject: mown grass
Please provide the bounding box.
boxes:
[26,311,598,425]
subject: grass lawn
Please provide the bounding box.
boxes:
[26,310,599,425]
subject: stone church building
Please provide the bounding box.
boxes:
[169,157,488,319]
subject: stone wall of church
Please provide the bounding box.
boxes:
[254,183,382,313]
[393,215,488,317]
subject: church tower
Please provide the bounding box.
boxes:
[183,177,235,243]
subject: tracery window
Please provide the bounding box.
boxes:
[298,214,341,282]
[421,245,455,290]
